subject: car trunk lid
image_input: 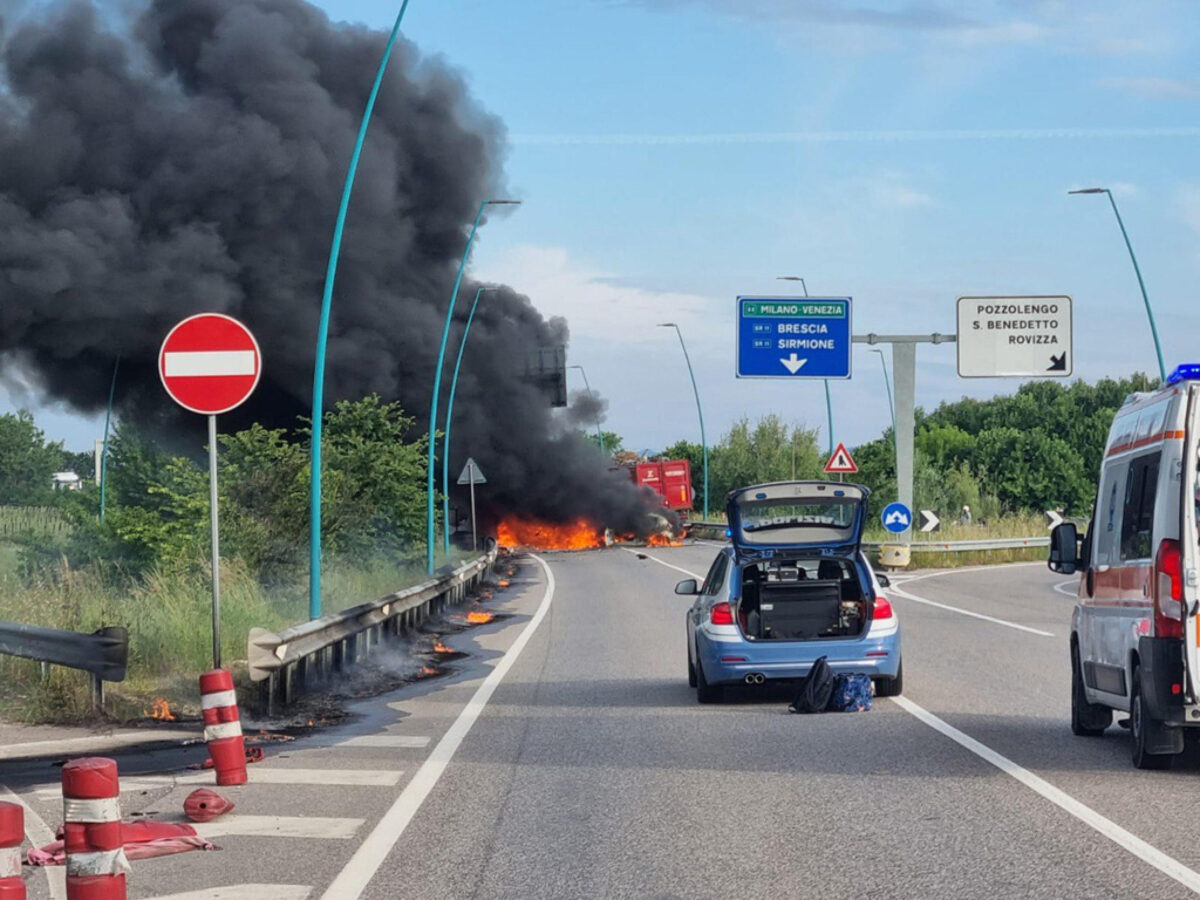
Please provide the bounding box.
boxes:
[727,481,867,557]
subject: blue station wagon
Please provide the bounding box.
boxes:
[681,481,902,703]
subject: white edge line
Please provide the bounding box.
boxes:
[896,560,1044,586]
[887,582,1054,637]
[892,695,1200,895]
[319,554,557,899]
[1054,579,1080,597]
[1,784,66,900]
[622,546,703,579]
[144,885,311,900]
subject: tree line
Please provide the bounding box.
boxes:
[645,374,1156,519]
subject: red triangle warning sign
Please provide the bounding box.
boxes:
[824,442,858,474]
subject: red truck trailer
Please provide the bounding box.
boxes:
[632,459,694,516]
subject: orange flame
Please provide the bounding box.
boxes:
[497,517,606,551]
[145,698,175,721]
[432,640,453,654]
[466,610,494,624]
[498,579,511,587]
[647,532,683,547]
[418,665,438,677]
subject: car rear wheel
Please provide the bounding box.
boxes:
[1131,669,1173,770]
[1071,644,1111,736]
[874,660,903,698]
[695,655,723,704]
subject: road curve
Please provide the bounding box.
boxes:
[8,546,1200,899]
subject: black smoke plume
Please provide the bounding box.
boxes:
[0,0,665,535]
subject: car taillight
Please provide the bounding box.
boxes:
[710,602,734,625]
[872,595,894,620]
[1154,539,1184,639]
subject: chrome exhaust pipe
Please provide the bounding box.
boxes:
[744,673,765,685]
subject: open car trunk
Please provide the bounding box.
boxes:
[737,556,867,641]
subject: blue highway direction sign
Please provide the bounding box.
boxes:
[881,502,913,534]
[736,296,852,379]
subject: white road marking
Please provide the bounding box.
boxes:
[887,581,1055,637]
[691,539,727,548]
[892,695,1200,895]
[32,768,403,797]
[163,350,257,377]
[0,730,195,761]
[193,815,362,840]
[320,554,557,899]
[337,735,429,749]
[622,547,703,579]
[144,886,311,900]
[1054,579,1080,597]
[0,784,65,900]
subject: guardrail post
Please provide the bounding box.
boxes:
[90,675,105,715]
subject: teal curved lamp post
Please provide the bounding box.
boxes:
[569,365,606,454]
[658,323,708,520]
[1069,188,1166,382]
[441,286,493,553]
[309,2,413,620]
[99,358,119,523]
[870,348,897,473]
[428,200,520,572]
[778,276,834,457]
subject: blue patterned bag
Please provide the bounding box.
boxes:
[828,673,873,712]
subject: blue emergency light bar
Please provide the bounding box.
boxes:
[1167,364,1200,385]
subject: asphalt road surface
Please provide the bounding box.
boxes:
[7,543,1200,899]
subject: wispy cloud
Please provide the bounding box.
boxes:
[511,126,1200,147]
[859,171,935,208]
[609,0,1045,43]
[1179,184,1200,245]
[476,245,719,346]
[1099,76,1200,99]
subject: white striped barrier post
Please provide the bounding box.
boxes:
[200,669,247,786]
[0,801,24,899]
[62,757,128,900]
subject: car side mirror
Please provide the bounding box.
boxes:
[675,578,699,595]
[1049,522,1078,575]
[876,573,891,588]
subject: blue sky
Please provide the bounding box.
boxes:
[9,0,1200,456]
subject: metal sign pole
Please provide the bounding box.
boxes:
[852,333,955,534]
[208,414,221,669]
[469,469,478,552]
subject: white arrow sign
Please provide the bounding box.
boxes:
[780,353,807,374]
[919,509,940,533]
[1044,509,1063,530]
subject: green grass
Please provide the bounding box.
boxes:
[0,506,71,539]
[0,548,463,723]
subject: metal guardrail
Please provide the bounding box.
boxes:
[0,622,128,711]
[688,521,1048,553]
[873,536,1050,553]
[248,542,498,712]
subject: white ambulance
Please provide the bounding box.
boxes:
[1050,364,1200,769]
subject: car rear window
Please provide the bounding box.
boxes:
[740,499,858,533]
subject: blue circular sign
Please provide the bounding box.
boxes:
[881,502,913,534]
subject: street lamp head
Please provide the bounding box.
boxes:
[569,364,584,371]
[657,322,677,328]
[486,199,522,206]
[776,276,802,281]
[1068,188,1108,195]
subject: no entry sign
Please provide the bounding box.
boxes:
[158,312,261,670]
[159,313,262,415]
